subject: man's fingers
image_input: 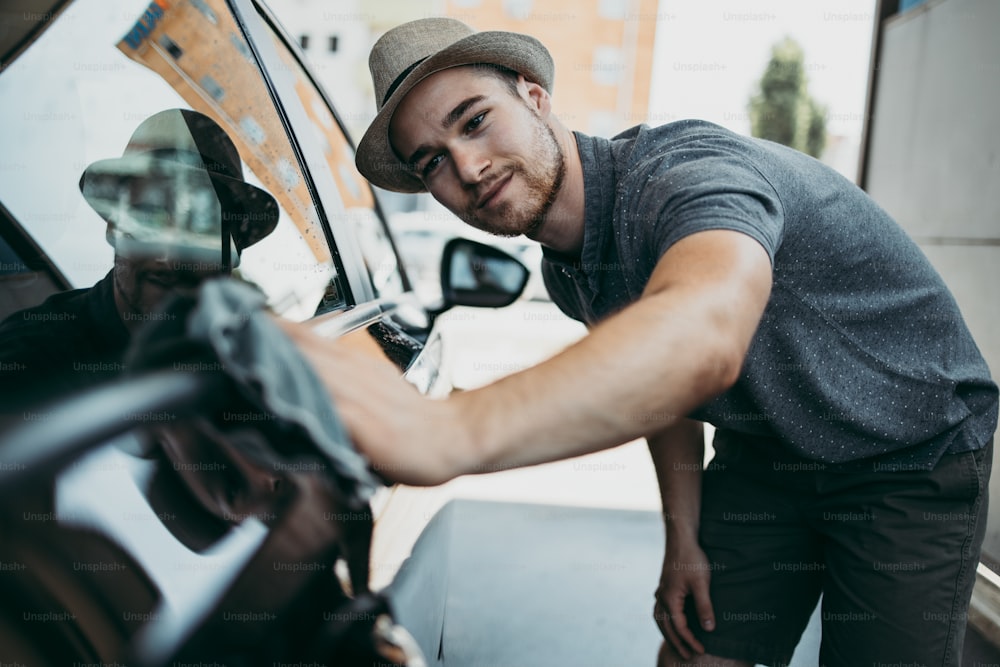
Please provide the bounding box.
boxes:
[653,598,692,661]
[667,591,706,656]
[692,576,716,632]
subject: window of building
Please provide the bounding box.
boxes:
[503,0,533,20]
[598,0,626,20]
[200,74,224,101]
[263,29,406,300]
[159,34,183,59]
[592,45,623,86]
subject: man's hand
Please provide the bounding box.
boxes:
[279,229,770,487]
[654,535,716,660]
[278,319,472,486]
[646,418,715,659]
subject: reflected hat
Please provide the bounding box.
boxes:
[355,17,554,194]
[79,108,279,253]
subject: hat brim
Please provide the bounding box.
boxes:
[79,154,279,252]
[356,30,554,193]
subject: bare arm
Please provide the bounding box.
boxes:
[287,229,772,485]
[647,418,716,659]
[454,229,771,471]
[649,418,704,553]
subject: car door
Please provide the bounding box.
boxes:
[0,0,434,360]
[0,0,482,663]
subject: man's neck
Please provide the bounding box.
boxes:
[112,284,139,336]
[526,123,585,258]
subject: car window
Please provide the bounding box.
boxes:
[257,18,406,299]
[0,0,344,321]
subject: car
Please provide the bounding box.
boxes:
[386,204,549,305]
[0,0,530,664]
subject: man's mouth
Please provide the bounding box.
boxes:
[476,172,512,210]
[144,271,202,290]
[144,272,176,289]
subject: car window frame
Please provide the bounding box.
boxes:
[230,0,413,310]
[0,203,71,290]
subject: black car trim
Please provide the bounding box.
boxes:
[231,0,384,306]
[308,301,386,340]
[0,0,74,69]
[222,0,360,306]
[250,0,414,296]
[305,293,445,396]
[0,200,71,290]
[307,290,432,337]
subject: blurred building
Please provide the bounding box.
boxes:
[438,0,660,138]
[264,0,376,141]
[819,133,858,181]
[267,0,661,223]
[266,0,660,142]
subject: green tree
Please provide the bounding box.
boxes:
[748,37,827,158]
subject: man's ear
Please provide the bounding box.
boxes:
[518,75,552,117]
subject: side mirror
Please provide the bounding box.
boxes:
[434,238,530,314]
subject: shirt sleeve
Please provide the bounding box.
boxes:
[621,151,785,278]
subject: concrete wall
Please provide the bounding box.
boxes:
[864,0,1000,559]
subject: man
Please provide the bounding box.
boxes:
[286,18,997,666]
[0,108,278,410]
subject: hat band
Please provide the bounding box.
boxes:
[382,57,428,105]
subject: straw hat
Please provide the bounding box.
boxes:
[356,18,554,193]
[79,109,278,256]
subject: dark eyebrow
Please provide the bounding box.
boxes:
[442,95,486,130]
[404,95,488,167]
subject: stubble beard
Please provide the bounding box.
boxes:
[113,255,149,320]
[461,115,566,239]
[113,254,204,322]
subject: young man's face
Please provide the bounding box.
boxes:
[388,66,565,238]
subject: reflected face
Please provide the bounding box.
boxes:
[388,67,565,238]
[112,250,223,327]
[106,178,235,329]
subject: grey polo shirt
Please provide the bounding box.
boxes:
[542,120,997,469]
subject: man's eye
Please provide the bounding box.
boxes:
[466,112,486,132]
[422,154,444,177]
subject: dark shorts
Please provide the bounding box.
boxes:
[682,433,992,667]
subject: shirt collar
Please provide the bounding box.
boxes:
[87,270,130,352]
[543,131,617,274]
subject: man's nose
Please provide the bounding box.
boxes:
[150,247,172,264]
[452,143,489,186]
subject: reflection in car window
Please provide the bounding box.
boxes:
[263,27,406,299]
[0,0,344,321]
